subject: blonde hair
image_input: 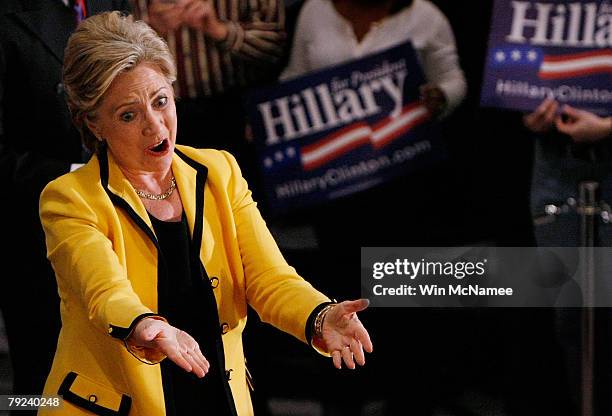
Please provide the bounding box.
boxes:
[63,11,176,154]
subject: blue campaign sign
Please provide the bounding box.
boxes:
[246,41,445,214]
[481,0,612,115]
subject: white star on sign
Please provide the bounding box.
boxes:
[274,151,284,162]
[495,51,506,62]
[264,157,273,168]
[527,50,538,61]
[511,50,521,61]
[286,147,296,158]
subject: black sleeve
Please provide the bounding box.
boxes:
[0,40,70,199]
[109,313,165,340]
[305,301,335,346]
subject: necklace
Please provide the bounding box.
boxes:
[134,177,176,200]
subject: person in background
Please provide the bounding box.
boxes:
[524,99,612,246]
[38,12,372,415]
[131,0,286,190]
[0,0,129,404]
[524,99,612,415]
[278,0,467,250]
[275,1,467,414]
[281,0,466,118]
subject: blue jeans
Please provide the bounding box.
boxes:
[531,136,612,247]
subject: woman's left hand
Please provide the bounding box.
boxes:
[318,299,373,369]
[555,105,612,143]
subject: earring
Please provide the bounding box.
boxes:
[96,138,107,149]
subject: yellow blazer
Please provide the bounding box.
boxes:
[38,146,330,416]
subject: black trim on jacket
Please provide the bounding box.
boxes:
[58,372,131,416]
[305,302,336,346]
[108,312,161,340]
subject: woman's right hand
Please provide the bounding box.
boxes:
[523,98,558,133]
[128,317,210,378]
[420,84,447,117]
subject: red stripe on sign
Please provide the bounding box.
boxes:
[539,64,612,80]
[371,101,422,131]
[371,103,430,149]
[542,49,612,63]
[301,122,371,171]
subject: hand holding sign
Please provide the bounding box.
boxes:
[523,98,558,133]
[555,105,612,143]
[420,84,447,117]
[523,99,612,143]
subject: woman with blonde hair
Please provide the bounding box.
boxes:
[39,11,372,415]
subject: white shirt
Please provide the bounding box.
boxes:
[281,0,467,113]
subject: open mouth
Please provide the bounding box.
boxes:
[148,139,169,153]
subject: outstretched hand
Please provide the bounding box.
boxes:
[318,299,373,370]
[128,317,210,378]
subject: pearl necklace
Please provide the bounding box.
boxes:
[134,177,176,200]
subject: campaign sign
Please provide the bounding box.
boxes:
[246,41,444,214]
[481,0,612,115]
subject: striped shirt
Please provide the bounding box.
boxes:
[133,0,285,98]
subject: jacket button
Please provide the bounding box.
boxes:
[56,82,65,95]
[88,394,97,403]
[220,322,229,335]
[209,277,219,288]
[225,369,233,381]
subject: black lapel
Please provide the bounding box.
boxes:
[11,0,76,64]
[99,148,210,256]
[98,150,160,249]
[174,148,209,258]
